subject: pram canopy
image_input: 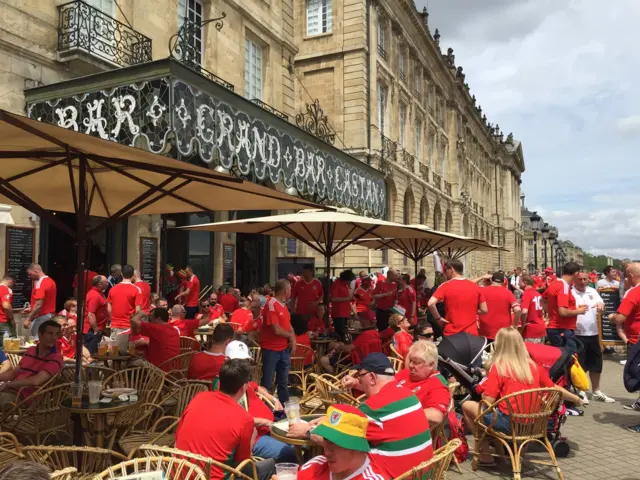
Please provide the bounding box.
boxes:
[438,332,487,367]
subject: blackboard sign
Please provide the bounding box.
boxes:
[598,288,623,344]
[139,237,158,294]
[5,226,35,310]
[287,238,297,254]
[223,244,234,286]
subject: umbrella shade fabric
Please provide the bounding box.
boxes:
[0,110,319,226]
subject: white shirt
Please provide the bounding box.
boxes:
[596,278,619,289]
[572,286,604,336]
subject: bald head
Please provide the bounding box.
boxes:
[626,262,640,287]
[171,304,186,318]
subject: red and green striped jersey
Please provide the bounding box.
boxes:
[358,380,433,478]
[298,455,389,480]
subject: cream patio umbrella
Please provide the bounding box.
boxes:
[0,110,320,379]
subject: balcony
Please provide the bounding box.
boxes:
[378,44,387,59]
[57,0,152,71]
[251,99,288,121]
[480,206,484,217]
[473,202,479,214]
[402,150,415,173]
[444,181,452,196]
[399,70,406,83]
[432,172,442,190]
[381,134,397,162]
[419,164,430,183]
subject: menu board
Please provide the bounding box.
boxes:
[139,237,158,293]
[5,226,35,310]
[223,244,234,286]
[598,288,623,344]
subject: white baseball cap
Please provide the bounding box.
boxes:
[225,340,252,360]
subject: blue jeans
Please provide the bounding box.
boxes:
[547,328,577,353]
[261,349,290,403]
[31,313,53,340]
[483,410,511,433]
[253,435,297,463]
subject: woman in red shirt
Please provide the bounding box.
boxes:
[354,276,374,315]
[389,313,413,363]
[330,270,355,341]
[462,327,583,464]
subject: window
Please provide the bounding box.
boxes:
[399,104,406,146]
[178,0,203,65]
[377,82,386,134]
[415,121,422,159]
[440,143,446,174]
[414,69,421,93]
[306,0,332,36]
[427,134,434,168]
[244,38,263,100]
[398,52,405,82]
[377,20,386,57]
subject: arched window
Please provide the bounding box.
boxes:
[419,197,428,225]
[403,190,413,225]
[433,204,441,231]
[445,209,452,233]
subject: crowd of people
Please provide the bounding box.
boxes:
[0,257,637,479]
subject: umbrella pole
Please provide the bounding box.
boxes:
[325,253,330,332]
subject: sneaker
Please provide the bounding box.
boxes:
[578,390,590,405]
[592,391,615,403]
[623,401,640,412]
[626,424,640,433]
[620,360,627,366]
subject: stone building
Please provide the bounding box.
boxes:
[521,205,561,273]
[293,0,525,278]
[0,0,523,308]
[559,240,584,268]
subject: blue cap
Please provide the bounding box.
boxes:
[352,352,395,376]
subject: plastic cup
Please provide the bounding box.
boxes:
[275,463,298,480]
[71,383,83,407]
[110,345,120,357]
[284,400,301,425]
[97,344,108,356]
[88,381,101,404]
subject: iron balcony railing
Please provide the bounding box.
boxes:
[419,164,430,183]
[252,99,288,121]
[473,202,479,214]
[432,172,442,190]
[480,206,484,217]
[381,134,397,162]
[399,70,406,83]
[57,0,152,68]
[402,150,415,173]
[444,181,452,196]
[378,44,387,59]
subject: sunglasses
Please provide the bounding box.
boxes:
[201,304,210,308]
[419,332,433,339]
[352,371,372,380]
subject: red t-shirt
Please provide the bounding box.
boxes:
[13,345,64,398]
[0,285,13,324]
[480,362,554,414]
[185,275,200,307]
[395,368,450,414]
[168,317,201,338]
[230,308,252,331]
[107,281,142,329]
[520,287,546,338]
[432,278,485,335]
[618,284,640,344]
[246,381,274,440]
[134,281,151,315]
[219,293,240,314]
[478,285,517,340]
[351,328,382,365]
[373,281,397,310]
[354,286,374,312]
[241,314,262,333]
[260,297,291,351]
[393,330,413,361]
[398,286,418,325]
[295,332,314,365]
[308,316,325,334]
[298,456,389,480]
[291,278,324,315]
[533,275,545,289]
[84,287,108,333]
[57,335,77,359]
[209,304,225,321]
[126,330,149,357]
[72,270,97,296]
[187,351,225,380]
[176,391,254,480]
[31,276,57,316]
[139,322,181,370]
[330,279,352,318]
[543,279,576,330]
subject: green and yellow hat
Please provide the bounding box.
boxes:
[312,404,370,452]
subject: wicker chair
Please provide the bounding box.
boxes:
[95,456,207,479]
[157,351,195,380]
[309,373,360,407]
[6,353,21,368]
[472,387,563,480]
[23,445,127,480]
[162,379,209,417]
[290,344,316,396]
[60,365,116,384]
[0,432,23,465]
[50,467,78,480]
[387,355,403,372]
[102,367,165,404]
[140,444,257,480]
[249,346,262,383]
[179,336,198,353]
[389,343,403,361]
[430,382,461,473]
[0,382,72,445]
[394,439,462,479]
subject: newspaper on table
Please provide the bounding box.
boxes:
[113,472,164,480]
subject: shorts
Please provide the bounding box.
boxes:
[483,410,511,433]
[576,335,603,374]
[525,337,546,344]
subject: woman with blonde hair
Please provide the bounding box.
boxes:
[389,313,413,363]
[462,327,582,465]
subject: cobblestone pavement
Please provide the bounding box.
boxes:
[456,355,640,480]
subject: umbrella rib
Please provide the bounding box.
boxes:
[0,151,67,159]
[298,222,325,254]
[278,224,325,255]
[86,161,110,218]
[331,224,380,256]
[4,158,68,182]
[86,183,96,217]
[0,112,71,150]
[254,222,293,236]
[67,156,79,214]
[332,223,359,253]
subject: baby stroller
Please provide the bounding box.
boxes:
[437,333,574,457]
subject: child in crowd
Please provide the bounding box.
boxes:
[308,303,328,335]
[55,314,92,365]
[58,298,77,322]
[390,313,413,362]
[291,314,314,367]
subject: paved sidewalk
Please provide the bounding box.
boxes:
[456,356,640,480]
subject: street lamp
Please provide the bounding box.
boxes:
[549,229,557,273]
[541,223,550,268]
[530,211,542,270]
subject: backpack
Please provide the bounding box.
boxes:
[623,341,640,393]
[569,355,590,391]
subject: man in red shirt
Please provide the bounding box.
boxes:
[478,272,520,340]
[130,308,180,371]
[373,269,397,332]
[238,297,264,334]
[346,317,382,365]
[230,298,252,331]
[518,275,546,342]
[290,264,324,315]
[208,292,228,323]
[107,264,143,340]
[397,273,417,325]
[0,275,15,337]
[219,286,240,316]
[354,276,374,318]
[174,266,200,319]
[428,259,487,336]
[168,304,208,339]
[188,323,234,381]
[176,359,276,479]
[543,267,558,287]
[330,270,355,341]
[543,262,586,350]
[24,263,57,340]
[133,269,151,315]
[260,279,296,403]
[72,268,98,298]
[83,275,109,354]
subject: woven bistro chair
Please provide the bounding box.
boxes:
[50,467,78,480]
[430,382,462,473]
[179,336,198,353]
[6,353,21,368]
[161,378,209,417]
[472,387,563,480]
[309,373,360,408]
[102,366,165,404]
[394,439,461,480]
[249,346,262,383]
[140,444,257,480]
[389,343,403,361]
[290,344,316,397]
[23,445,127,480]
[157,351,195,381]
[95,456,207,480]
[0,432,23,465]
[387,355,403,373]
[60,365,116,384]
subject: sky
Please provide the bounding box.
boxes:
[417,0,640,259]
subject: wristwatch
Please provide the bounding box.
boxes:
[305,428,312,440]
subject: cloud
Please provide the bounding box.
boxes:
[616,115,640,134]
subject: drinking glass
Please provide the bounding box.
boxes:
[97,343,108,356]
[284,400,301,425]
[110,344,120,357]
[88,381,101,404]
[275,463,298,480]
[71,383,83,407]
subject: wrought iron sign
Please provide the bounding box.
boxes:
[295,100,336,146]
[27,75,386,217]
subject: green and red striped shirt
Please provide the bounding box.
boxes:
[358,380,433,478]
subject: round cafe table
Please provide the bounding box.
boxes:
[310,337,333,358]
[270,414,324,463]
[61,396,139,449]
[92,354,132,372]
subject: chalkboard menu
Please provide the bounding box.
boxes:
[5,226,35,310]
[139,237,158,294]
[223,244,234,286]
[598,288,623,344]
